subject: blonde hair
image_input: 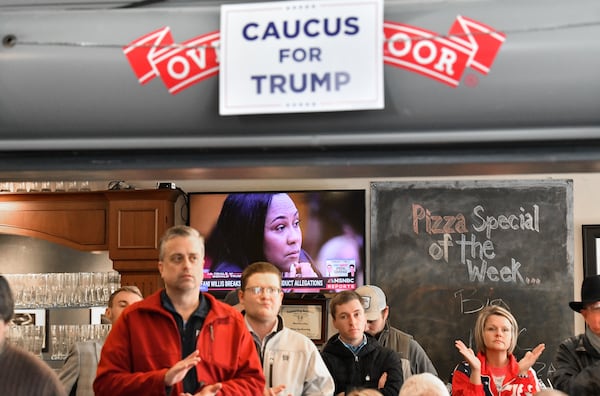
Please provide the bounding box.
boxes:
[399,373,449,396]
[474,305,519,354]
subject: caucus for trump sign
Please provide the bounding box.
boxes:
[219,0,384,115]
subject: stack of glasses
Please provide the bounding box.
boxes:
[4,271,121,308]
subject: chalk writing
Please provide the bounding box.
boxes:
[371,180,573,385]
[412,204,468,235]
[472,205,539,239]
[454,288,509,315]
[416,203,542,284]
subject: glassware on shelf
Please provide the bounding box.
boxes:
[7,325,45,358]
[5,271,121,309]
[49,323,112,360]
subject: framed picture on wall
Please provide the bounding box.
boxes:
[280,298,327,344]
[12,308,49,352]
[583,225,600,277]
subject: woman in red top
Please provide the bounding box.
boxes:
[451,305,545,396]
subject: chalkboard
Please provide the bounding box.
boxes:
[370,180,573,386]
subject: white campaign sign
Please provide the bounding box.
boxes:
[219,0,383,115]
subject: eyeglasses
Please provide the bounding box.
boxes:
[245,286,281,296]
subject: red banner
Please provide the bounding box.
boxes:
[123,28,220,94]
[384,16,505,87]
[124,16,504,94]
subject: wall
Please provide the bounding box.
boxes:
[149,171,597,336]
[0,234,113,274]
[1,171,595,338]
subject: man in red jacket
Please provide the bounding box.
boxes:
[94,225,265,396]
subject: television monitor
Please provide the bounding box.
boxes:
[188,190,365,295]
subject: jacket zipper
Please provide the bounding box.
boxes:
[269,356,274,388]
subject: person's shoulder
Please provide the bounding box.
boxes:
[206,293,244,319]
[118,289,162,320]
[380,344,402,361]
[9,347,66,395]
[280,327,319,349]
[370,340,401,362]
[129,289,161,310]
[321,334,343,354]
[558,333,584,346]
[365,333,383,348]
[389,325,414,340]
[7,344,57,376]
[75,339,103,352]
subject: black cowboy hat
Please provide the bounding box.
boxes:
[570,275,600,312]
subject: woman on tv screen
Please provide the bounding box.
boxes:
[206,192,321,278]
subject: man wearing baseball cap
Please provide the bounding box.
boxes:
[550,274,600,395]
[356,285,437,379]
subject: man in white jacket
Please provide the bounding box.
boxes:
[238,261,335,396]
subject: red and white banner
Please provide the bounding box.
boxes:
[123,27,220,94]
[384,15,505,87]
[124,16,504,94]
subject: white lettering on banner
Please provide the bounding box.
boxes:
[124,14,503,95]
[123,27,220,95]
[384,24,473,87]
[384,15,505,86]
[203,279,241,289]
[151,33,221,94]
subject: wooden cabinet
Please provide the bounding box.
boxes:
[0,192,108,251]
[0,189,184,297]
[106,189,183,297]
[106,190,181,261]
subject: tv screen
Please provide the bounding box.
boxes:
[189,190,365,294]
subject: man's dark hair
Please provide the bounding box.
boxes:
[330,290,363,319]
[206,193,276,271]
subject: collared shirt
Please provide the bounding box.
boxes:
[161,290,210,394]
[245,314,285,388]
[244,314,283,362]
[339,334,368,356]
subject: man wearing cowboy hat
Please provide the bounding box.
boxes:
[550,274,600,395]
